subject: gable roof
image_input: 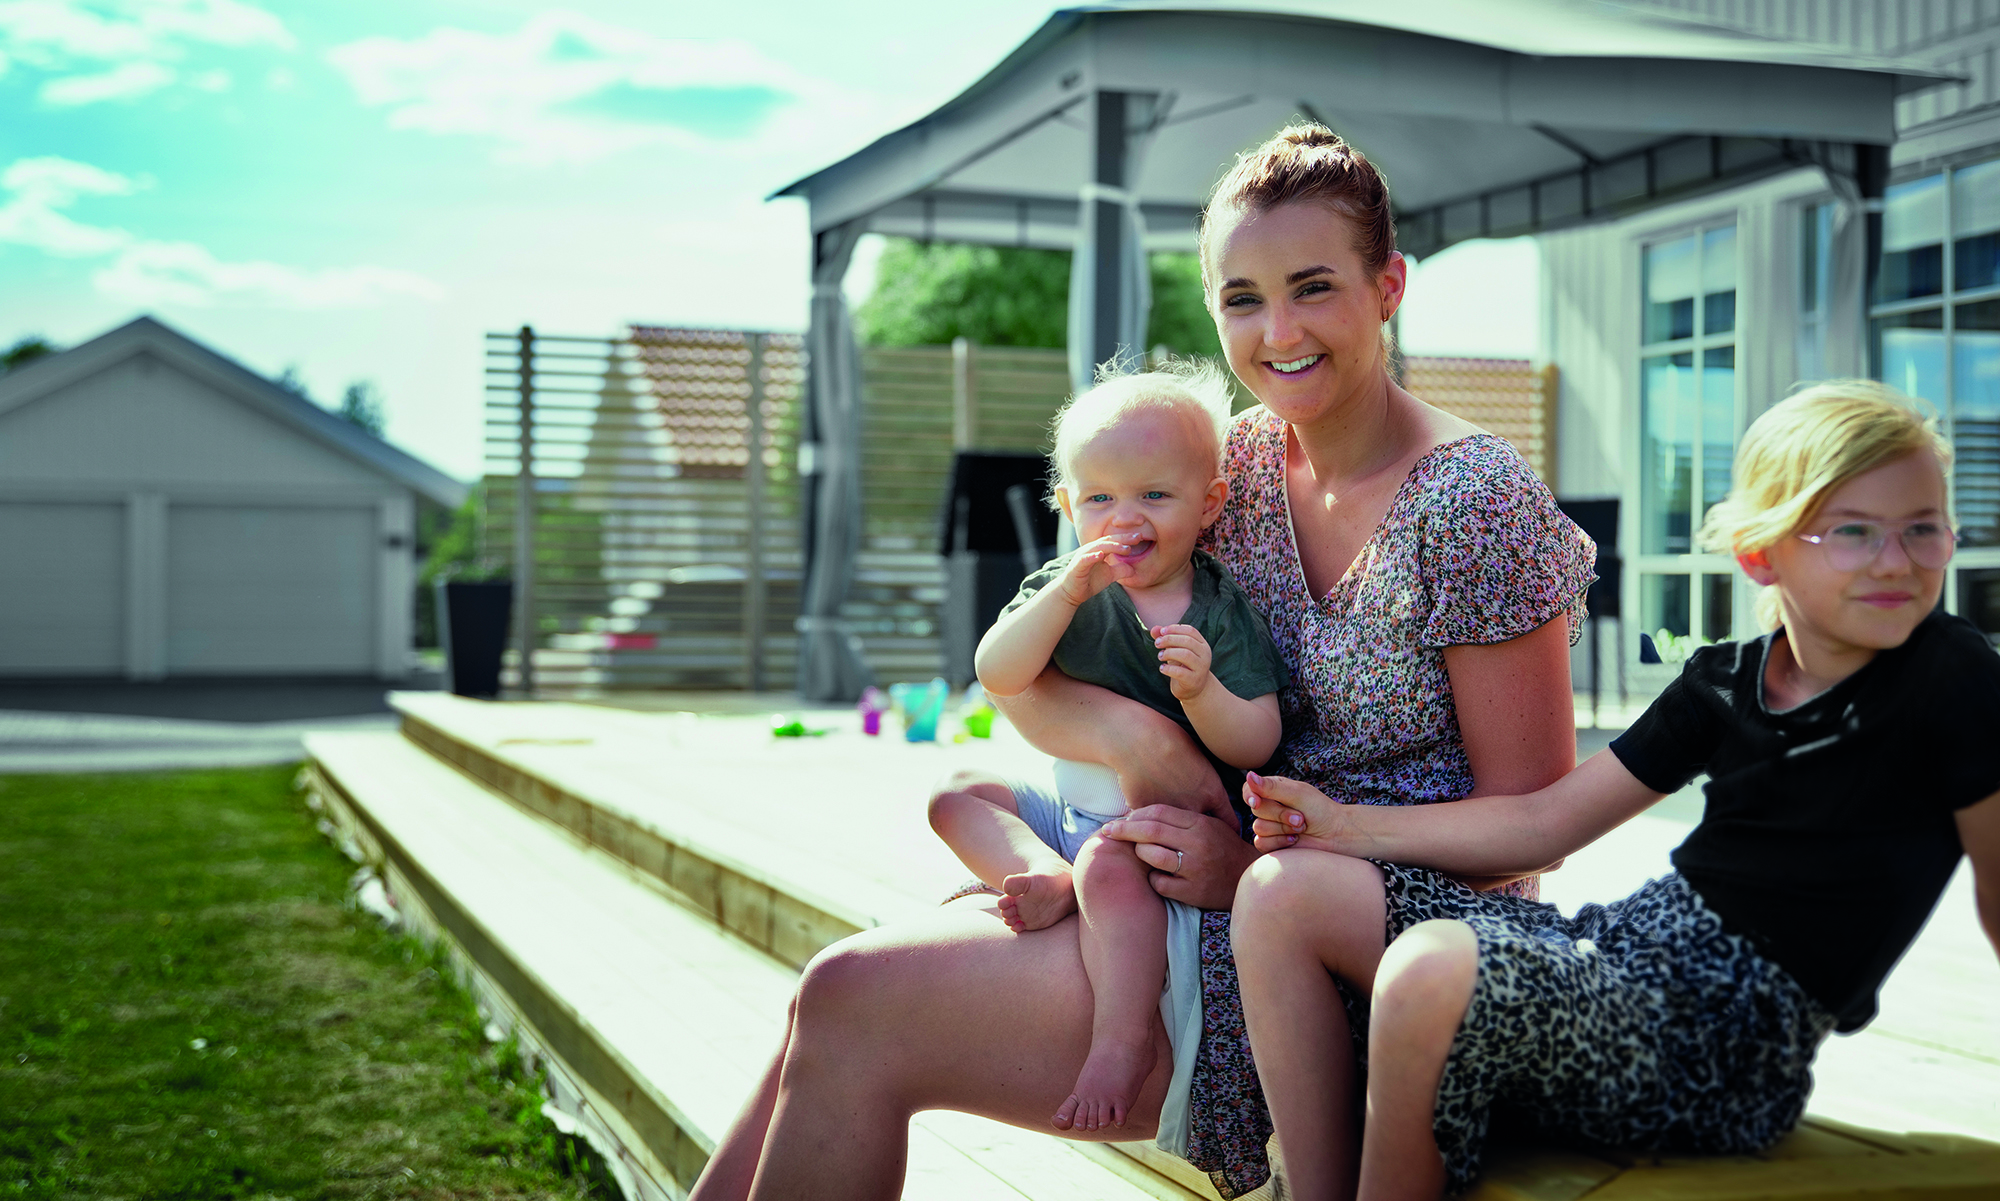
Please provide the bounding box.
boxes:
[0,316,466,508]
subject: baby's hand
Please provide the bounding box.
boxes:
[1152,623,1214,701]
[1244,771,1344,851]
[1057,535,1140,606]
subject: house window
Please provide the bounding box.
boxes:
[1869,157,2000,640]
[1638,223,1738,646]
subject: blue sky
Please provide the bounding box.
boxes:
[0,0,1534,480]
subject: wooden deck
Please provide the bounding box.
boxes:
[301,693,1999,1200]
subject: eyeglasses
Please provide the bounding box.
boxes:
[1796,519,1958,571]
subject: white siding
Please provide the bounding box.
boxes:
[1543,221,1637,501]
[0,502,124,674]
[1626,1,2000,134]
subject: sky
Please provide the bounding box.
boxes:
[0,0,1536,482]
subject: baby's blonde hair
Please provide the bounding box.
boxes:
[1698,378,1952,629]
[1048,359,1235,503]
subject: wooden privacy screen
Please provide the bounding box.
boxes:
[1401,357,1560,486]
[481,331,1555,692]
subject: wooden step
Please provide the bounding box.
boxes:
[340,694,2000,1200]
[302,729,1204,1201]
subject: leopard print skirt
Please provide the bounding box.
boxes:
[1183,868,1836,1198]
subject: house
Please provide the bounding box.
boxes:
[0,316,465,680]
[1543,0,2000,683]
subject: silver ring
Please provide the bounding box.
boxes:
[1175,850,1184,874]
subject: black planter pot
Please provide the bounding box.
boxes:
[436,581,513,699]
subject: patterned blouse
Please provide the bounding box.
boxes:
[1197,411,1596,895]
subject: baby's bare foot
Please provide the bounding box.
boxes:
[1051,1034,1153,1132]
[998,870,1076,933]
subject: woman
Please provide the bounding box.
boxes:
[688,125,1594,1200]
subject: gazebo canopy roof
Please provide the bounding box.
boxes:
[776,0,1950,257]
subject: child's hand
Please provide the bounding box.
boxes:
[1244,771,1345,851]
[1152,623,1215,701]
[1056,535,1140,606]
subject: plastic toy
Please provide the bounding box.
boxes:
[857,686,889,736]
[769,714,829,738]
[957,683,994,740]
[890,677,950,742]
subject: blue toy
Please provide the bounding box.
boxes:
[891,677,950,742]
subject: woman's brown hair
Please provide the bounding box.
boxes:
[1198,122,1397,292]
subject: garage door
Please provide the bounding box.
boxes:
[0,501,124,674]
[166,505,375,674]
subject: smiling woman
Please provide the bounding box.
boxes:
[688,123,1594,1201]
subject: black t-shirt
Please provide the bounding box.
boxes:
[1002,548,1291,824]
[1609,611,2000,1031]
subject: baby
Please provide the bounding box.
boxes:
[927,364,1288,1133]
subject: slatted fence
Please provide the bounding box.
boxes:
[479,331,1556,693]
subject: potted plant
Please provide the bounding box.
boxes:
[421,490,513,699]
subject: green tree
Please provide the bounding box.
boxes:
[274,365,311,399]
[1,335,57,373]
[1147,252,1221,357]
[856,241,1068,347]
[853,238,1220,357]
[338,381,386,437]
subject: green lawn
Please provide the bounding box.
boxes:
[0,766,601,1200]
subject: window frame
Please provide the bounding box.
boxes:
[1867,154,2000,638]
[1631,218,1744,651]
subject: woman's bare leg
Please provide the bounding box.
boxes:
[1231,850,1389,1201]
[687,997,791,1201]
[740,902,1173,1201]
[1357,920,1475,1201]
[1059,834,1168,1132]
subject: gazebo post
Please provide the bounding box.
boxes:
[1068,89,1156,394]
[796,219,874,702]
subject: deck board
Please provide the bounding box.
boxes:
[307,728,1178,1200]
[341,694,1998,1197]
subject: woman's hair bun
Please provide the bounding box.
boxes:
[1200,122,1397,281]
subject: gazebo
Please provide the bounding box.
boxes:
[775,0,1943,700]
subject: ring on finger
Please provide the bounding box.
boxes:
[1175,849,1184,874]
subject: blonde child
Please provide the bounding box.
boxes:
[928,363,1288,1133]
[1232,379,2000,1200]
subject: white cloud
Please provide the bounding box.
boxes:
[0,155,138,255]
[95,241,444,308]
[39,57,172,104]
[327,10,875,165]
[0,155,443,309]
[0,0,289,106]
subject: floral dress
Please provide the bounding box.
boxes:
[1183,410,1596,1197]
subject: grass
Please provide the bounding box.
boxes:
[0,765,603,1200]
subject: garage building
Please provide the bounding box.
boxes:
[0,316,466,680]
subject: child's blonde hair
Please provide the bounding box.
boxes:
[1698,378,1953,629]
[1048,360,1236,504]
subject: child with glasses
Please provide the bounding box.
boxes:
[928,363,1288,1135]
[1231,378,2000,1200]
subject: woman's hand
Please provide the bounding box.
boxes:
[1098,806,1260,910]
[1244,771,1346,852]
